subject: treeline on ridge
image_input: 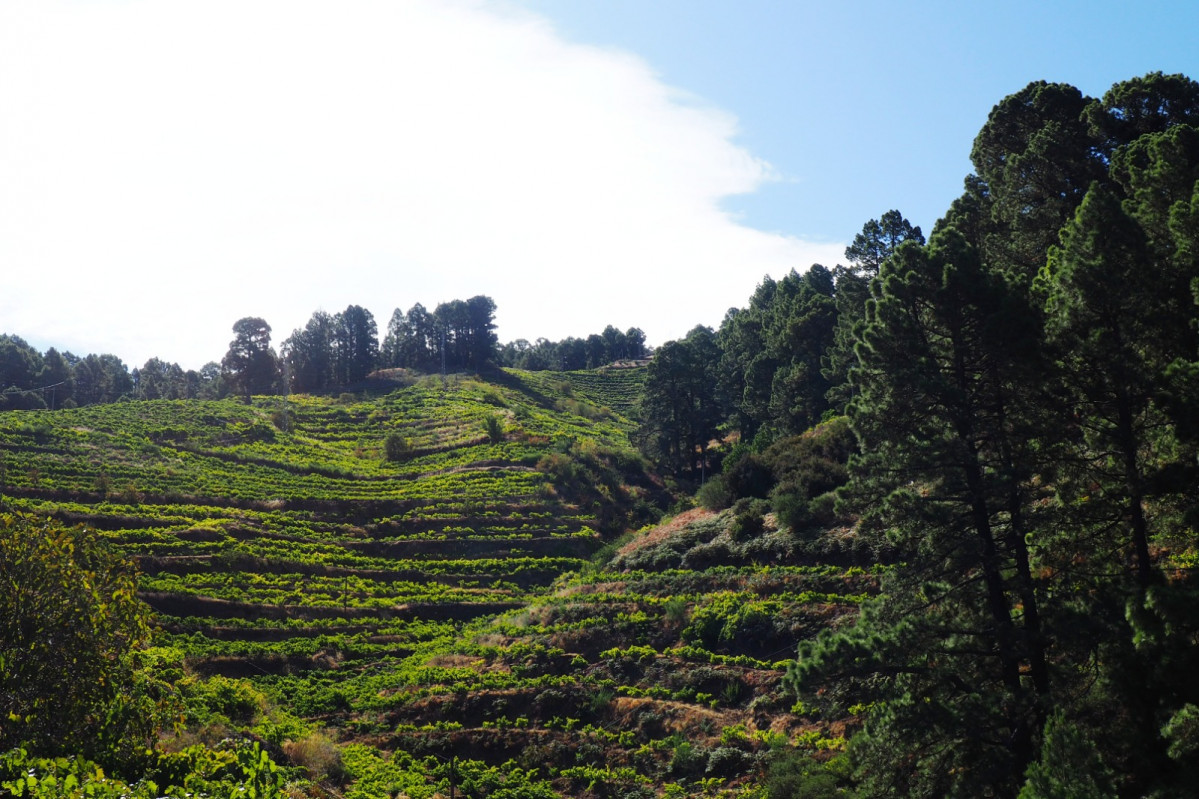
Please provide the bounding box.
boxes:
[0,295,647,409]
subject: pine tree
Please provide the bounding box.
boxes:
[792,225,1050,797]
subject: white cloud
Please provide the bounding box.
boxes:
[0,0,844,369]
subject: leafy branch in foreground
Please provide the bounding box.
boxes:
[0,512,176,767]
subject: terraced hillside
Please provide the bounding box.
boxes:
[362,507,874,797]
[0,368,868,797]
[555,365,647,418]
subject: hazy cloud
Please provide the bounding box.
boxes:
[0,0,844,368]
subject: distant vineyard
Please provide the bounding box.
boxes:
[0,366,864,796]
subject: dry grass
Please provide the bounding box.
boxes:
[615,507,717,558]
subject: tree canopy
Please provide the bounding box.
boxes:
[0,513,165,763]
[222,317,280,401]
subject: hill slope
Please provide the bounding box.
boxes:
[0,367,864,796]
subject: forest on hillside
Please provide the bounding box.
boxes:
[5,71,1199,797]
[680,70,1199,798]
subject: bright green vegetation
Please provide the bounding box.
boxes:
[11,71,1199,799]
[553,366,647,418]
[0,365,865,796]
[3,368,864,796]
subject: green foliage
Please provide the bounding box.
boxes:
[499,326,648,372]
[0,734,284,798]
[695,475,735,510]
[1018,713,1116,799]
[180,675,267,726]
[717,265,837,442]
[0,372,712,792]
[722,453,775,500]
[778,72,1199,799]
[824,212,924,415]
[380,295,498,372]
[697,416,852,539]
[0,513,169,765]
[661,596,688,627]
[222,317,280,401]
[763,416,852,501]
[683,591,782,653]
[765,750,855,799]
[728,500,767,542]
[484,412,505,444]
[636,326,722,476]
[339,745,435,799]
[383,431,411,462]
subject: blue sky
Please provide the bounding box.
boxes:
[2,1,1197,369]
[519,0,1199,240]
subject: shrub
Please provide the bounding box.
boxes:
[185,675,267,725]
[773,489,814,534]
[705,746,753,778]
[696,475,734,510]
[269,408,292,432]
[481,388,508,407]
[764,750,854,799]
[729,508,765,542]
[762,416,853,500]
[669,739,705,779]
[484,414,504,444]
[683,591,783,653]
[724,453,775,500]
[383,432,411,462]
[662,596,689,627]
[284,732,345,784]
[774,488,839,537]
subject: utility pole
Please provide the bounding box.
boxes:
[281,359,292,432]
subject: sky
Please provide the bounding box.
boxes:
[2,0,1198,371]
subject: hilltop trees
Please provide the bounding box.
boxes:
[73,354,134,405]
[38,348,75,408]
[381,304,436,371]
[0,338,216,408]
[282,306,378,392]
[433,296,498,371]
[823,211,924,414]
[0,335,45,410]
[1,294,653,403]
[637,326,721,476]
[235,296,501,395]
[717,266,838,442]
[283,310,337,393]
[132,357,188,400]
[376,297,499,373]
[498,325,648,371]
[333,305,378,385]
[222,317,280,402]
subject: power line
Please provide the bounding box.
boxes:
[1,379,69,396]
